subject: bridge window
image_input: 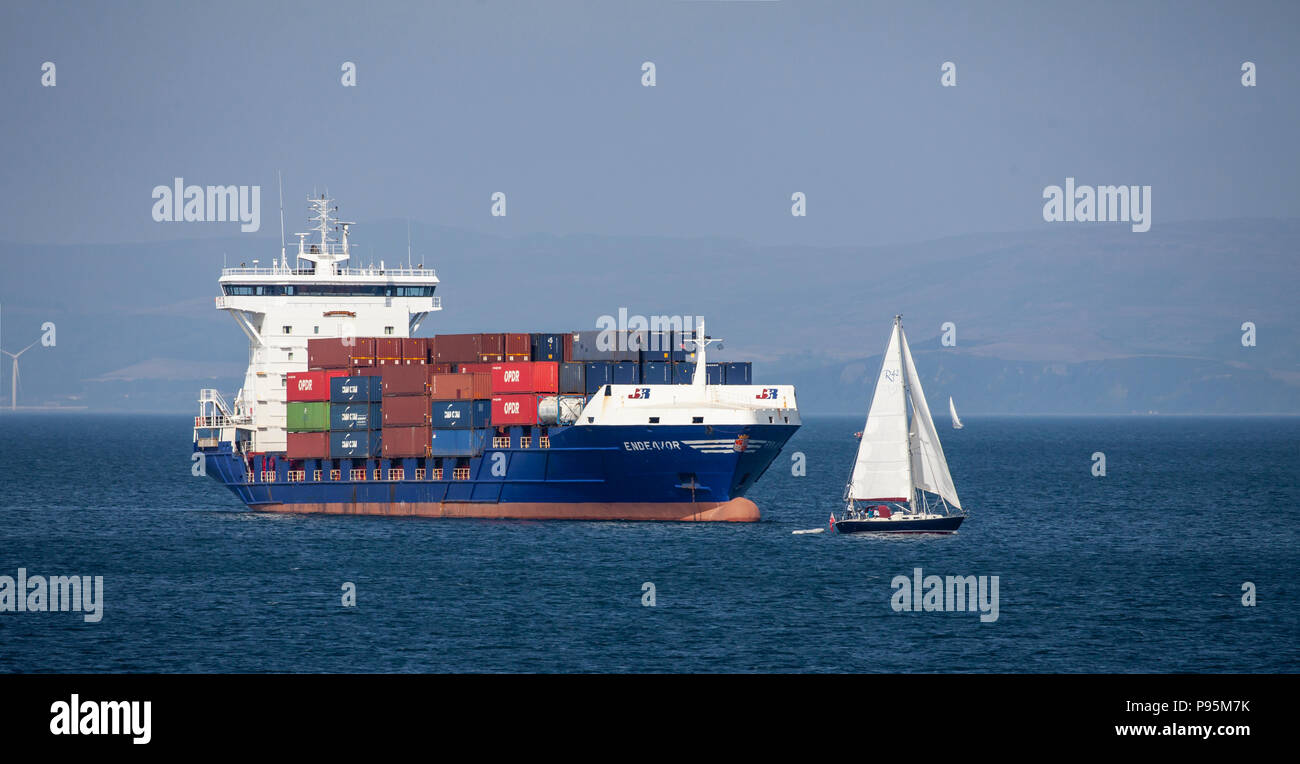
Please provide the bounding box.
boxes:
[282,326,292,334]
[384,326,394,335]
[222,284,436,297]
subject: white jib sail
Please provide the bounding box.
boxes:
[949,396,963,429]
[848,322,913,502]
[900,328,961,509]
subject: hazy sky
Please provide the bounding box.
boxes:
[1,0,1297,247]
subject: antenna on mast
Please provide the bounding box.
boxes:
[277,171,287,269]
[407,219,412,269]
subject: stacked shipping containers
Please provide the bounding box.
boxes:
[330,375,382,458]
[285,370,346,458]
[290,333,757,462]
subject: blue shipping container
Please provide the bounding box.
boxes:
[672,362,695,384]
[429,428,489,457]
[724,362,752,385]
[530,333,565,362]
[559,362,586,394]
[330,402,381,430]
[570,330,639,362]
[639,330,676,362]
[330,375,383,403]
[612,361,640,385]
[330,429,381,458]
[640,361,672,384]
[585,362,614,394]
[431,399,490,429]
[706,363,723,385]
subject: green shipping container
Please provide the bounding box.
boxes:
[286,401,331,432]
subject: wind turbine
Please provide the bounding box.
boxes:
[1,340,38,411]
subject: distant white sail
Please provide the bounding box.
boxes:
[949,396,963,429]
[900,331,961,509]
[847,322,912,502]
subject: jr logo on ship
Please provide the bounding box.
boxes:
[755,388,778,400]
[627,388,651,399]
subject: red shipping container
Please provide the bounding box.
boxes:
[350,356,376,368]
[563,333,574,362]
[504,333,531,358]
[401,337,428,361]
[286,431,330,459]
[381,365,429,396]
[491,362,559,394]
[375,337,402,360]
[383,425,432,458]
[355,366,383,377]
[428,372,491,400]
[382,396,430,426]
[287,370,348,401]
[492,394,539,425]
[433,333,482,363]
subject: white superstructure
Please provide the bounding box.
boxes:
[198,196,441,452]
[579,320,801,428]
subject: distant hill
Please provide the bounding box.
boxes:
[0,218,1296,413]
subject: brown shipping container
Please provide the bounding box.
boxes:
[428,372,491,400]
[348,338,376,359]
[480,333,505,356]
[381,365,428,396]
[457,362,496,375]
[375,337,402,360]
[401,337,428,361]
[563,333,574,362]
[428,362,452,374]
[350,357,376,368]
[382,395,430,426]
[356,366,383,377]
[504,333,531,359]
[433,333,482,363]
[307,338,351,370]
[286,431,330,459]
[383,425,431,458]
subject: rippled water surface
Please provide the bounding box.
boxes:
[1,414,1296,672]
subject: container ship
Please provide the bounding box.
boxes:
[193,196,800,521]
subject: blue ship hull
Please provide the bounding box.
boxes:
[196,422,798,521]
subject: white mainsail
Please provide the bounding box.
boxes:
[900,329,961,509]
[949,396,963,429]
[847,322,912,502]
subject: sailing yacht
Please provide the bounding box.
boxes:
[950,397,963,429]
[834,316,966,534]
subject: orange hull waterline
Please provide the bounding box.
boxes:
[259,497,761,522]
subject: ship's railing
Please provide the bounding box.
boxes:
[220,265,438,279]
